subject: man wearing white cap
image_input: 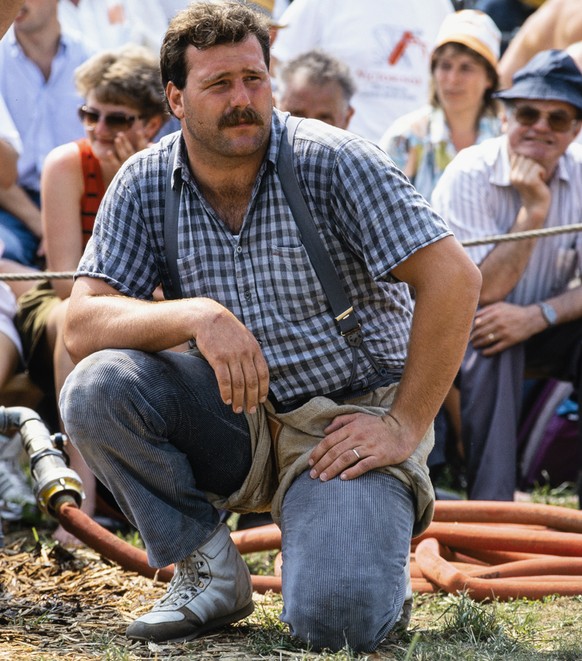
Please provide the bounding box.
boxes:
[432,49,582,504]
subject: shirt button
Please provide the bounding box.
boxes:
[244,289,252,301]
[236,246,243,254]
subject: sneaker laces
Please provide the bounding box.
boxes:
[156,551,211,610]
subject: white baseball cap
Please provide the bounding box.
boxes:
[433,10,501,69]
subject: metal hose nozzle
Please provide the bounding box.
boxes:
[0,406,84,517]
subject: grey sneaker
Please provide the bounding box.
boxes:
[126,523,254,642]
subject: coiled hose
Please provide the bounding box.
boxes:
[4,405,582,598]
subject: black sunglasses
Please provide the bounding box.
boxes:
[512,104,579,133]
[78,105,143,131]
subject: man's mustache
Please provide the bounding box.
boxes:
[218,107,264,129]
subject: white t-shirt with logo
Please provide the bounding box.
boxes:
[271,0,454,143]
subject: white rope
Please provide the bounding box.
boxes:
[0,271,74,281]
[0,223,581,281]
[460,223,582,247]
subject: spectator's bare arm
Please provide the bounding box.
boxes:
[0,140,18,188]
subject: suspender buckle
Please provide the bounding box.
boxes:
[341,322,363,347]
[335,306,354,323]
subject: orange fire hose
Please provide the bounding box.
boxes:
[230,523,282,554]
[55,498,582,600]
[433,500,582,533]
[415,537,582,600]
[415,521,582,556]
[56,498,279,593]
[56,498,174,582]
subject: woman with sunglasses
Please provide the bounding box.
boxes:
[379,10,502,202]
[15,44,168,545]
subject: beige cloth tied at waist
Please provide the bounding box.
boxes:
[205,384,435,537]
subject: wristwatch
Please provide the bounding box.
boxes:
[538,301,558,327]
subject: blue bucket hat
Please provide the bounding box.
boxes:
[494,49,582,114]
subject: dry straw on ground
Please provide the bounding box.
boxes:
[1,530,582,660]
[0,534,277,660]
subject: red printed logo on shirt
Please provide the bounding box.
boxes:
[388,31,427,66]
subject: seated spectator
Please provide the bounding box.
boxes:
[431,49,582,504]
[14,44,168,545]
[0,0,90,266]
[379,9,502,201]
[0,239,36,522]
[276,49,355,130]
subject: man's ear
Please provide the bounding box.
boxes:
[344,105,355,130]
[166,81,184,119]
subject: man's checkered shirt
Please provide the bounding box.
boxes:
[77,109,451,405]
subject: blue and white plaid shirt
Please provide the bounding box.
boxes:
[78,109,451,405]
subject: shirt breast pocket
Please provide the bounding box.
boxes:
[270,244,330,322]
[176,251,212,297]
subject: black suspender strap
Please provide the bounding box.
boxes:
[163,122,386,379]
[163,135,183,300]
[276,116,363,347]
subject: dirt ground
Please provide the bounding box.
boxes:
[0,531,280,660]
[2,526,582,661]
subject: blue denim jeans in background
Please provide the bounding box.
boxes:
[0,189,40,265]
[60,348,415,652]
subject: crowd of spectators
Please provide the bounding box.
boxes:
[1,0,581,549]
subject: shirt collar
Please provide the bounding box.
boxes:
[429,106,449,143]
[269,107,288,170]
[8,26,69,58]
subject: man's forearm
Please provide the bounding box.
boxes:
[64,295,198,363]
[389,237,481,449]
[478,204,547,305]
[0,141,18,188]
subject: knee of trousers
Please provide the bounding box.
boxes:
[281,562,405,652]
[59,349,144,451]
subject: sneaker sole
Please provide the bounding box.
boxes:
[127,600,255,643]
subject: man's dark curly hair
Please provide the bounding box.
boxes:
[161,1,271,91]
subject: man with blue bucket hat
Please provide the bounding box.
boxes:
[432,49,582,504]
